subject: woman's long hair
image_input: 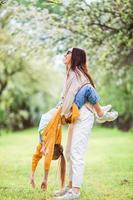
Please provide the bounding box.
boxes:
[71,47,95,88]
[52,144,66,189]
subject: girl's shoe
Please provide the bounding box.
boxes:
[96,111,118,123]
[54,186,70,197]
[101,104,112,113]
[54,189,80,199]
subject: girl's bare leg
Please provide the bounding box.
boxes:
[93,102,104,117]
[30,144,42,189]
[30,172,35,188]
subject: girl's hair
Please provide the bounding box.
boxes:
[52,144,66,188]
[71,47,95,87]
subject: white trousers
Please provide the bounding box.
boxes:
[38,107,57,143]
[38,107,57,133]
[65,105,94,188]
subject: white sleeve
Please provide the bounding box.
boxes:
[61,76,79,117]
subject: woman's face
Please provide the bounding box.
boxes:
[63,48,72,67]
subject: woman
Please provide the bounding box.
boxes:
[54,47,117,199]
[30,47,117,196]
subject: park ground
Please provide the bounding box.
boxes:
[0,126,133,200]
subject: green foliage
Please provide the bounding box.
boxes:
[0,6,64,130]
[15,0,64,15]
[49,0,133,131]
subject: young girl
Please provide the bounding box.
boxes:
[30,107,66,190]
[30,103,79,190]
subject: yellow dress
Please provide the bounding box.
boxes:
[31,103,80,172]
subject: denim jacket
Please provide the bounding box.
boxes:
[74,83,100,109]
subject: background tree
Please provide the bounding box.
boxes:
[0,4,64,130]
[48,0,133,131]
[1,0,132,131]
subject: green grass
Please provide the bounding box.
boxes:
[0,127,133,200]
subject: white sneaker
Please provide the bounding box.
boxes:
[101,104,112,113]
[54,189,80,199]
[94,104,112,118]
[54,186,70,197]
[96,111,118,123]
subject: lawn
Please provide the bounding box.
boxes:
[0,126,133,200]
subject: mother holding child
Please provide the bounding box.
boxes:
[30,47,118,200]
